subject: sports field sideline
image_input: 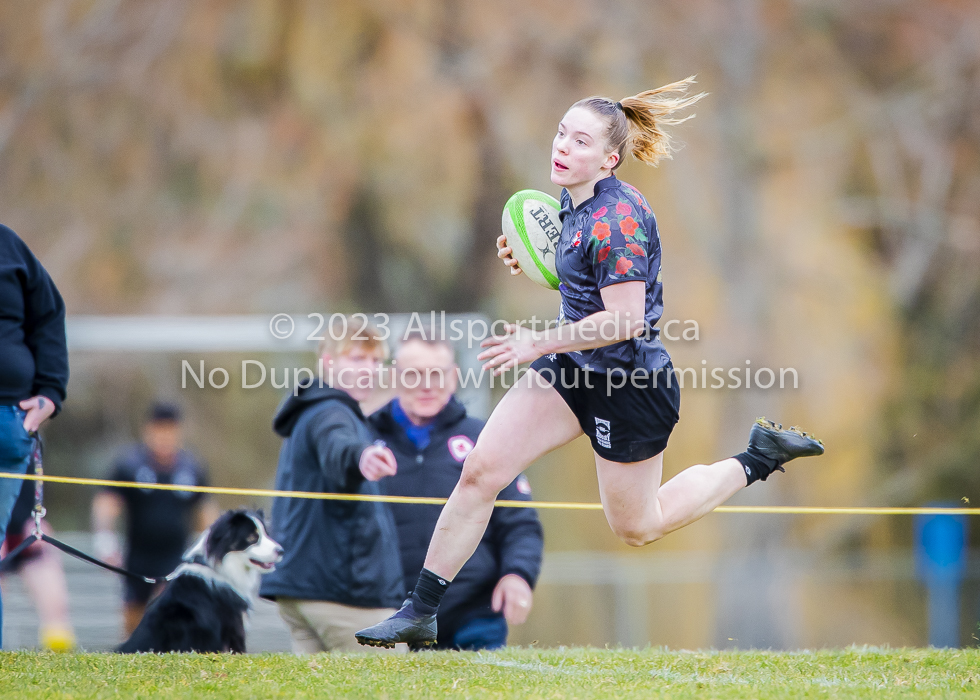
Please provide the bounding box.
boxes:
[2,647,979,699]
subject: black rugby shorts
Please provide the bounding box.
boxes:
[529,352,680,463]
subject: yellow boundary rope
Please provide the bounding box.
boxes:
[0,471,975,515]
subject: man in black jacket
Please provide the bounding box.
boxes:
[371,333,543,650]
[260,319,404,653]
[0,224,69,650]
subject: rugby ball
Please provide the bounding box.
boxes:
[501,190,562,290]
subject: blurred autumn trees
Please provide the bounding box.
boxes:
[2,0,980,645]
[830,2,980,511]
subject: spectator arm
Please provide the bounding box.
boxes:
[309,408,371,491]
[22,252,68,414]
[91,491,124,533]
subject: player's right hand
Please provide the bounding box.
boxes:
[496,234,523,276]
[359,445,398,481]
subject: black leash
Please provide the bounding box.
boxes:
[0,434,167,584]
[0,532,40,572]
[37,533,165,583]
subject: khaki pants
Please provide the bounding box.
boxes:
[276,598,404,654]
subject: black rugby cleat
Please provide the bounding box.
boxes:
[355,601,437,650]
[748,417,824,471]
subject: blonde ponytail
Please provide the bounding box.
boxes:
[573,76,707,168]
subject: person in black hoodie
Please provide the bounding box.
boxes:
[0,224,68,650]
[371,333,543,650]
[259,318,405,653]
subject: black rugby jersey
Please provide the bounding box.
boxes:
[555,174,670,373]
[106,445,208,573]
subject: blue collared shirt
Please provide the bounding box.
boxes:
[390,399,434,451]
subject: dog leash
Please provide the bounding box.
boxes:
[0,434,171,585]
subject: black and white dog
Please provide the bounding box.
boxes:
[118,509,283,653]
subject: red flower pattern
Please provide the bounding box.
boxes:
[557,184,661,370]
[615,257,633,275]
[619,216,639,237]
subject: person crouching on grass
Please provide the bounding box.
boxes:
[356,78,825,648]
[259,317,406,653]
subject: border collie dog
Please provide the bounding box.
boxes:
[118,509,283,653]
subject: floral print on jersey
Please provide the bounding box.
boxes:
[585,194,648,286]
[589,202,647,281]
[555,174,670,374]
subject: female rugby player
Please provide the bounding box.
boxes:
[357,78,823,648]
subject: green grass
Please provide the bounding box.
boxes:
[2,647,980,699]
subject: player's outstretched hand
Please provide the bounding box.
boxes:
[492,573,533,625]
[496,234,523,276]
[359,445,398,481]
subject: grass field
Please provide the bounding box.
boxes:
[3,647,980,699]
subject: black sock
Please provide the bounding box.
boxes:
[410,568,451,616]
[734,451,782,486]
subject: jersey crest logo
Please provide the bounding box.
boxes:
[448,435,475,462]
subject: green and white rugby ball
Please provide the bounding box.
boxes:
[501,190,562,290]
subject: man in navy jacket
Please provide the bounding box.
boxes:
[260,319,404,653]
[371,333,543,650]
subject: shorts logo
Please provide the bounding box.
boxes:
[595,418,612,450]
[448,435,475,462]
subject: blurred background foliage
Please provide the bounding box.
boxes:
[2,0,980,648]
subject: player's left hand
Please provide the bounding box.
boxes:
[491,573,533,625]
[19,396,55,433]
[496,234,523,276]
[478,324,542,375]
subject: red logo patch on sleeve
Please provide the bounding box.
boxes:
[448,435,475,462]
[516,474,532,495]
